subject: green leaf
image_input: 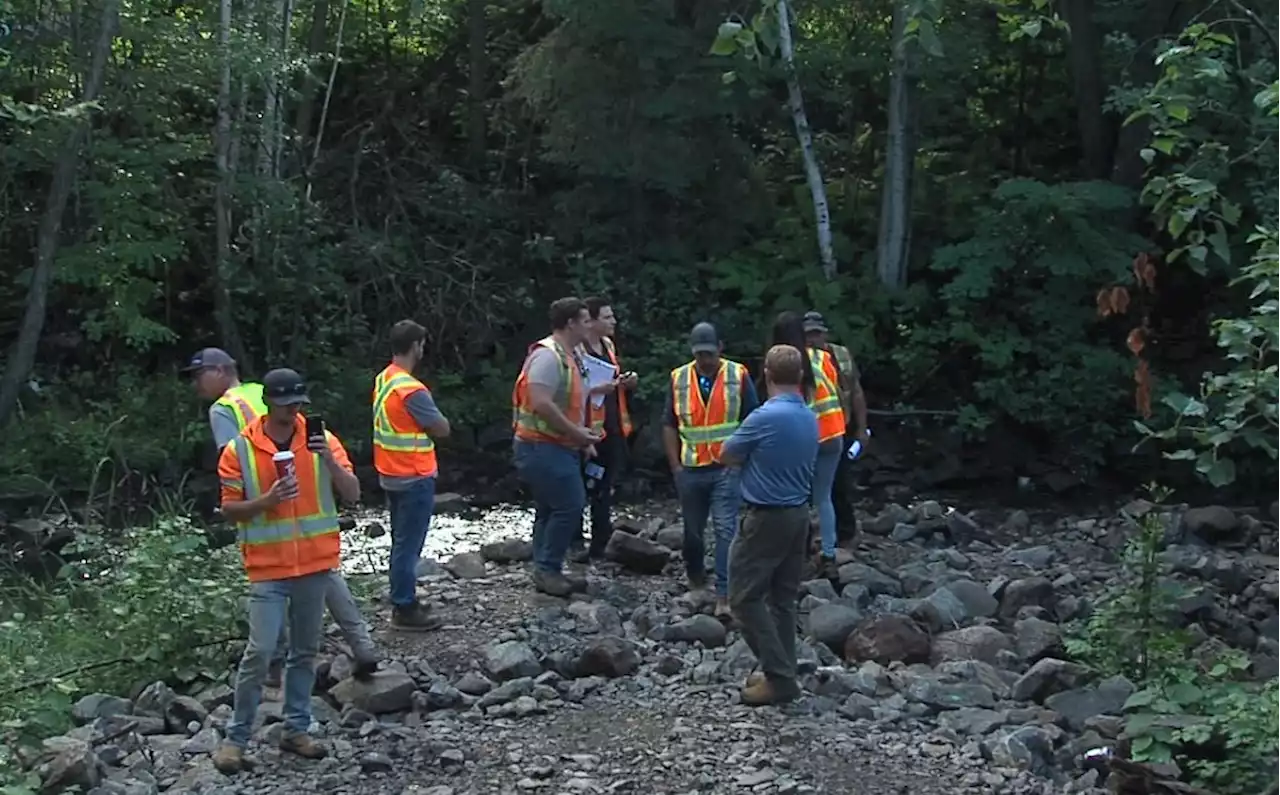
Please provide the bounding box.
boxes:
[721,71,738,85]
[917,19,944,58]
[1219,200,1242,226]
[710,22,743,55]
[1152,137,1176,155]
[1139,148,1156,164]
[1208,229,1231,265]
[1019,19,1042,38]
[1125,689,1159,709]
[1166,103,1189,122]
[1163,448,1196,460]
[1204,456,1237,487]
[1166,682,1203,705]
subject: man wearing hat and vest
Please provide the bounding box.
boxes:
[182,347,266,449]
[373,319,452,631]
[662,322,759,618]
[512,297,603,597]
[572,296,638,562]
[184,348,380,689]
[212,368,362,774]
[803,311,868,543]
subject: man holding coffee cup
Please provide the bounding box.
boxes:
[212,368,363,774]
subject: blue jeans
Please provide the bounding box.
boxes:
[386,478,436,607]
[677,465,741,597]
[813,438,843,557]
[514,440,585,574]
[226,571,329,747]
[271,571,376,665]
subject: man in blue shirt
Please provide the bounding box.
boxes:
[721,344,819,706]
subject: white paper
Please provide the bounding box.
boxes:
[582,354,619,408]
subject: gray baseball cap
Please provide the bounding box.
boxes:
[689,322,720,354]
[181,347,236,373]
[802,311,828,333]
[262,368,312,406]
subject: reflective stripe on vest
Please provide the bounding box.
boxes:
[215,382,266,433]
[601,338,634,438]
[807,348,845,443]
[671,360,745,467]
[830,344,854,379]
[372,365,438,477]
[234,436,338,547]
[512,338,586,445]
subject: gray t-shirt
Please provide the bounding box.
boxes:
[209,404,242,449]
[380,388,446,491]
[524,346,584,425]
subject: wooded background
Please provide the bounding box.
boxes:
[0,0,1275,506]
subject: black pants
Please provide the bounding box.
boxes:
[574,430,625,555]
[832,437,859,542]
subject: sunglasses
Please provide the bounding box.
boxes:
[266,382,309,397]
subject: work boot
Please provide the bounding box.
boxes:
[391,602,443,632]
[264,659,284,689]
[352,654,380,680]
[280,732,328,760]
[818,555,839,581]
[686,569,707,591]
[568,546,590,564]
[563,570,588,593]
[740,676,800,707]
[212,743,245,774]
[531,568,574,597]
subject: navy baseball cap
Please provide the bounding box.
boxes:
[690,322,720,354]
[262,368,311,406]
[802,312,828,333]
[181,347,236,373]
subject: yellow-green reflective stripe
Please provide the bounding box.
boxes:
[241,516,339,545]
[221,478,244,490]
[373,433,436,451]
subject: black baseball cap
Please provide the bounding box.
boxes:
[802,311,828,333]
[181,347,237,373]
[262,368,311,406]
[690,322,720,354]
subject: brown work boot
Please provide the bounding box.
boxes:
[352,654,380,680]
[714,597,732,622]
[280,732,328,760]
[740,676,800,707]
[391,602,443,632]
[212,742,245,774]
[531,568,575,597]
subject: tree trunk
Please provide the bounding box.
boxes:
[1111,0,1184,189]
[1061,0,1111,179]
[0,0,120,430]
[292,0,332,172]
[466,0,487,170]
[214,0,249,368]
[876,0,914,289]
[775,0,836,280]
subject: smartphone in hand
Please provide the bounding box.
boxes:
[305,415,326,446]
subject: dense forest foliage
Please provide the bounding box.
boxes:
[0,0,1276,505]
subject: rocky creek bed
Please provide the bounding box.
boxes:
[27,497,1280,795]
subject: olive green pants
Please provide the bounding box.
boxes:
[727,504,809,687]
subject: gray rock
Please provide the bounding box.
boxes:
[444,551,487,579]
[942,580,999,620]
[987,726,1056,776]
[572,636,640,678]
[483,641,543,681]
[655,526,685,550]
[998,577,1056,620]
[604,531,669,575]
[836,563,902,597]
[454,671,494,695]
[566,601,623,635]
[479,538,533,563]
[1044,675,1134,730]
[39,737,104,792]
[71,694,133,725]
[902,677,996,710]
[329,671,417,713]
[180,727,221,755]
[164,695,208,733]
[802,579,839,601]
[660,614,727,648]
[938,707,1008,735]
[1011,657,1089,703]
[1005,545,1056,568]
[1182,505,1239,541]
[844,615,930,665]
[806,603,862,652]
[1013,617,1063,661]
[930,625,1013,666]
[360,751,395,773]
[131,681,175,718]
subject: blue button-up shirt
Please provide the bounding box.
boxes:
[720,393,818,507]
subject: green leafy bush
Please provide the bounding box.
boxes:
[0,516,245,785]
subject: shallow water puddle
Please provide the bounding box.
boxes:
[340,502,535,575]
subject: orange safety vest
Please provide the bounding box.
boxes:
[585,337,634,439]
[671,359,747,468]
[807,347,845,443]
[217,415,342,583]
[512,336,586,447]
[372,363,439,478]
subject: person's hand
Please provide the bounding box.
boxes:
[620,371,638,389]
[571,425,604,448]
[307,434,330,458]
[590,379,618,396]
[854,428,870,446]
[584,444,598,459]
[264,475,298,507]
